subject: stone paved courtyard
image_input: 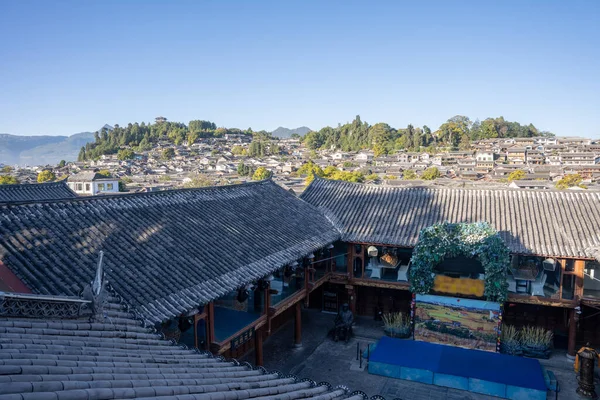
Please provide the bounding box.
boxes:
[242,308,596,399]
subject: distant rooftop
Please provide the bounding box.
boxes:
[0,181,76,203]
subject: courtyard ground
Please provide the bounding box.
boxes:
[241,308,596,399]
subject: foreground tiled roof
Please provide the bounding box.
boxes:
[300,178,600,259]
[0,180,340,325]
[0,293,363,400]
[0,182,76,203]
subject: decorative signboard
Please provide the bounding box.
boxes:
[323,290,339,314]
[433,275,485,297]
[414,294,501,352]
[231,327,255,350]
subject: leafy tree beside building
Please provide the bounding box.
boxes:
[421,167,441,180]
[507,169,526,182]
[556,174,585,190]
[0,175,19,185]
[162,148,175,160]
[252,167,271,180]
[37,170,56,183]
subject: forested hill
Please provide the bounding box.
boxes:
[78,119,256,160]
[303,115,553,155]
[78,115,553,161]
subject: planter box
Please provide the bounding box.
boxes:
[384,327,411,339]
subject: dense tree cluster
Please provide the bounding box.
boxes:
[296,161,365,185]
[556,174,585,190]
[78,118,253,161]
[78,115,552,162]
[252,167,271,180]
[507,170,526,182]
[247,132,281,157]
[0,175,19,185]
[237,161,256,177]
[303,115,553,154]
[37,170,56,183]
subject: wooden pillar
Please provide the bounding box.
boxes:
[574,260,585,299]
[254,286,262,313]
[206,302,215,349]
[304,260,311,307]
[264,282,272,336]
[254,328,263,366]
[346,284,357,315]
[329,246,334,273]
[194,313,200,349]
[348,243,354,277]
[567,308,577,358]
[294,301,302,347]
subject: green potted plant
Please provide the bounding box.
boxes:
[382,312,411,339]
[520,326,553,359]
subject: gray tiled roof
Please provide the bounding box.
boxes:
[0,294,362,400]
[300,178,600,259]
[0,182,76,203]
[67,171,101,182]
[0,180,340,325]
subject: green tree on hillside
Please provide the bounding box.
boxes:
[37,170,56,183]
[422,167,441,180]
[0,176,19,185]
[117,149,135,160]
[403,170,418,180]
[252,167,271,180]
[556,174,585,190]
[162,148,175,160]
[507,170,526,182]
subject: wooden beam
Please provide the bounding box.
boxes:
[308,273,330,292]
[346,241,595,261]
[214,315,267,353]
[352,278,410,290]
[507,293,576,308]
[269,289,307,319]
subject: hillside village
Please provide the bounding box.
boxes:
[2,132,600,194]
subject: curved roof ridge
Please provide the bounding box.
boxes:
[0,178,275,207]
[303,176,598,198]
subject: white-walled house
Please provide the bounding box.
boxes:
[67,172,119,196]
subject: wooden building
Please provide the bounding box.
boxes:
[300,178,600,357]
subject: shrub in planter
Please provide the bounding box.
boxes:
[500,325,522,356]
[520,326,553,359]
[382,312,411,338]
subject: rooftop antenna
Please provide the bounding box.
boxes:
[92,251,104,296]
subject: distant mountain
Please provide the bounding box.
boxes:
[271,126,311,139]
[0,132,96,166]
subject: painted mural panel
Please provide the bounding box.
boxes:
[414,294,500,352]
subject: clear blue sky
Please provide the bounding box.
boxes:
[1,0,598,137]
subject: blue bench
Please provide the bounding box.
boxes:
[543,369,560,399]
